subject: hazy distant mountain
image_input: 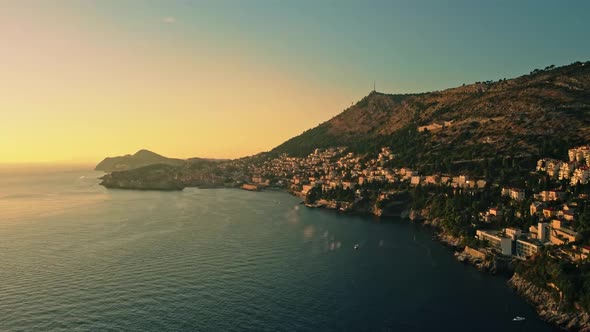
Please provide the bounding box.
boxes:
[96,152,230,190]
[95,149,185,172]
[272,61,590,170]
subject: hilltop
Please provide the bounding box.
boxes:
[95,149,185,172]
[272,61,590,172]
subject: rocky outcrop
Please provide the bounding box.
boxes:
[508,273,590,331]
[409,209,424,221]
[452,246,514,274]
[422,216,442,228]
[241,184,261,191]
[305,199,354,212]
[454,251,493,271]
[435,232,462,248]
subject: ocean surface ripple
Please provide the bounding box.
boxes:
[0,170,556,331]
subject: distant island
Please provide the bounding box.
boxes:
[95,149,185,172]
[97,61,590,331]
[97,150,229,190]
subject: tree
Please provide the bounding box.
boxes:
[305,187,320,204]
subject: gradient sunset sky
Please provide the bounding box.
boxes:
[1,1,589,163]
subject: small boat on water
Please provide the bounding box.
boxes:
[354,244,359,250]
[512,316,525,322]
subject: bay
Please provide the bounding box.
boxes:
[0,169,556,331]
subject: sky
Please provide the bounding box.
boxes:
[1,0,589,163]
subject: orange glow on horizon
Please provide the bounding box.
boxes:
[0,3,354,163]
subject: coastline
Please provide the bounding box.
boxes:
[509,274,590,331]
[5,173,563,332]
[298,194,589,331]
[97,182,588,330]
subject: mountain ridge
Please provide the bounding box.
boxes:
[271,61,590,172]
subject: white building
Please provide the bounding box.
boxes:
[515,239,541,259]
[505,227,522,240]
[571,166,590,185]
[559,162,575,180]
[476,230,513,256]
[569,146,590,163]
[502,188,526,201]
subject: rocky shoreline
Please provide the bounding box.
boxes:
[509,273,590,331]
[301,197,590,331]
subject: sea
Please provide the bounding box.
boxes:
[0,166,557,331]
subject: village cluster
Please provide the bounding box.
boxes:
[476,145,590,262]
[239,145,590,264]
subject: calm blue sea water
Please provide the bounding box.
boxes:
[0,168,557,331]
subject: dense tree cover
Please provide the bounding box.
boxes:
[304,187,321,204]
[320,187,355,202]
[517,254,590,311]
[416,185,499,237]
[271,121,579,177]
[270,123,340,158]
[573,197,590,244]
[273,124,428,165]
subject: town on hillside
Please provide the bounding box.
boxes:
[232,145,590,267]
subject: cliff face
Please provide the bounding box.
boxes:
[508,273,590,331]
